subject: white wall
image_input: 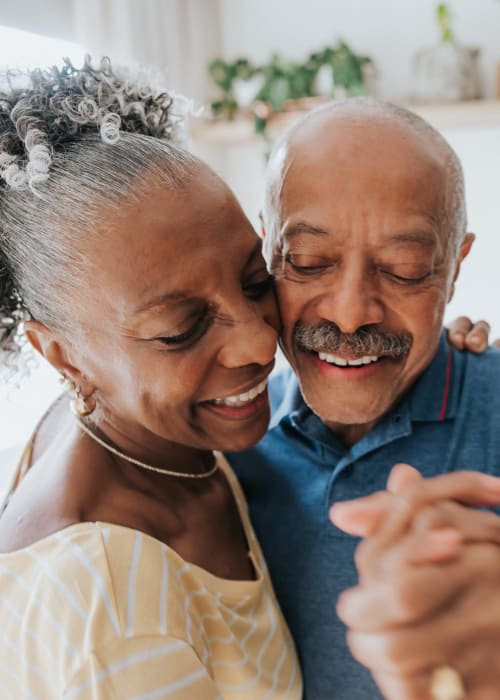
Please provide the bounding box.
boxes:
[199,0,500,338]
[443,126,500,334]
[218,0,500,100]
[0,0,72,39]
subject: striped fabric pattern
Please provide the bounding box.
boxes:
[0,456,302,699]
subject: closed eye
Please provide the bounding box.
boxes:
[285,255,333,276]
[157,313,212,349]
[382,270,432,285]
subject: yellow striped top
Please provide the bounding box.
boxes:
[0,454,302,699]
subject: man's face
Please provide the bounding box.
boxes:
[269,118,472,441]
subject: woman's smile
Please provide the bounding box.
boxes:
[200,373,272,421]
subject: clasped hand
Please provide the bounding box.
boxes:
[331,465,500,700]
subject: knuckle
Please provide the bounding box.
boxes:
[354,538,375,574]
[450,316,469,328]
[375,638,408,674]
[472,543,500,576]
[345,631,398,672]
[390,579,425,623]
[474,320,491,333]
[393,489,422,517]
[481,511,500,541]
[414,504,447,532]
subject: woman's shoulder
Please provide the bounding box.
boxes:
[0,522,194,640]
[0,520,186,590]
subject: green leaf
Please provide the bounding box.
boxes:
[436,2,455,43]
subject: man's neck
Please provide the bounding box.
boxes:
[324,419,378,448]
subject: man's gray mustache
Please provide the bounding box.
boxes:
[294,322,413,358]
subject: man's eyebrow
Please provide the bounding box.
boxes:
[282,222,329,240]
[133,290,189,315]
[384,231,438,246]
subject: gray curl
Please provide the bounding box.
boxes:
[0,56,199,376]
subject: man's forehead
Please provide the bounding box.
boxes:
[286,118,442,175]
[276,121,446,219]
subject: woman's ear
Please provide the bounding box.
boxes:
[24,320,86,388]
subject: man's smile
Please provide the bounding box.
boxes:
[317,352,381,367]
[309,349,395,380]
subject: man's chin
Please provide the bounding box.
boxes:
[301,388,393,431]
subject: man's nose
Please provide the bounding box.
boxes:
[217,311,278,368]
[315,264,384,334]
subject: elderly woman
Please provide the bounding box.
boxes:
[0,58,301,699]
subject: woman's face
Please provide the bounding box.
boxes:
[69,166,279,456]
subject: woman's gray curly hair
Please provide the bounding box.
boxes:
[0,56,199,374]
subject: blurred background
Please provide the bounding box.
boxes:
[0,0,499,456]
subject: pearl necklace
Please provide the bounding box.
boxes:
[74,416,219,479]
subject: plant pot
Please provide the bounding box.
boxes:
[412,42,483,103]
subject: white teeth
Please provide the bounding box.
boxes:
[212,378,268,407]
[318,352,379,367]
[318,352,348,366]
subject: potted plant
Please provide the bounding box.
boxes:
[207,40,375,137]
[413,2,483,102]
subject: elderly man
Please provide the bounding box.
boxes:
[228,98,500,699]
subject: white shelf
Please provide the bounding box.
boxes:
[190,100,500,146]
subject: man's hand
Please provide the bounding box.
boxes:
[447,317,491,353]
[330,467,500,699]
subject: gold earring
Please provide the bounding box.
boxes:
[58,375,76,392]
[70,389,96,417]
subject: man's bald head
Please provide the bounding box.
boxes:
[262,98,466,266]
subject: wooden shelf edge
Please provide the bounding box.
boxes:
[189,100,500,146]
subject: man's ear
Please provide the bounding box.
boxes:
[258,210,267,241]
[448,232,475,302]
[24,320,86,388]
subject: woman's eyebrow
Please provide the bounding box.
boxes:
[133,290,189,316]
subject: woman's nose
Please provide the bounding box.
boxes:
[217,313,278,368]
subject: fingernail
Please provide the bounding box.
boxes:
[429,527,462,545]
[481,475,500,492]
[329,502,350,523]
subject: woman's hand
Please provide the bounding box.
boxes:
[447,317,492,353]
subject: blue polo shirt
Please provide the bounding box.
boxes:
[228,332,500,699]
